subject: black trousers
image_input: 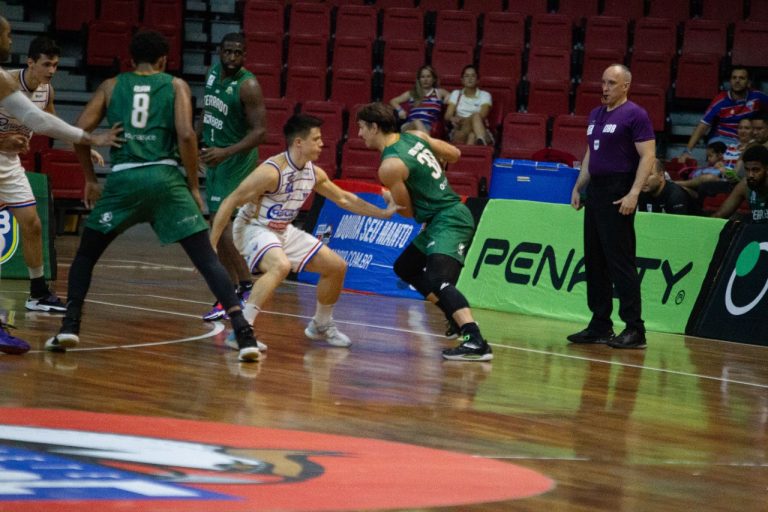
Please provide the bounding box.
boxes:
[583,174,644,333]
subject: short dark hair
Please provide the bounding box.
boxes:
[742,144,768,167]
[220,32,245,46]
[707,141,727,154]
[731,65,750,80]
[355,102,398,134]
[752,112,768,124]
[130,30,169,65]
[461,64,478,78]
[27,36,60,61]
[284,113,323,145]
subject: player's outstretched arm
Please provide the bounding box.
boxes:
[314,166,403,219]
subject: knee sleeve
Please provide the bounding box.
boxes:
[425,254,467,315]
[393,244,432,297]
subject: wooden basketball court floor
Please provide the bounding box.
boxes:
[1,223,767,511]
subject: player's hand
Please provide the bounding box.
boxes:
[90,148,105,166]
[381,189,404,218]
[200,146,230,167]
[189,187,205,212]
[570,188,583,210]
[83,180,102,209]
[613,192,638,215]
[89,123,124,147]
[0,133,30,153]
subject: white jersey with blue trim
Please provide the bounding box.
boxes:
[0,68,51,174]
[236,151,317,232]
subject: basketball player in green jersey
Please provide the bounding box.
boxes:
[45,30,262,362]
[356,102,492,362]
[200,32,266,322]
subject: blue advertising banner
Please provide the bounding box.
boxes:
[298,193,423,299]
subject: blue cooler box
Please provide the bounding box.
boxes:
[489,159,579,204]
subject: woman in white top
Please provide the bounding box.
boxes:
[388,65,449,134]
[444,65,493,145]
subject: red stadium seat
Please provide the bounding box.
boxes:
[447,145,493,196]
[731,20,768,67]
[289,2,331,38]
[682,19,727,56]
[581,48,625,83]
[573,81,602,115]
[264,98,297,138]
[332,37,373,72]
[99,0,140,24]
[551,114,589,161]
[482,75,518,134]
[430,41,474,85]
[633,17,677,56]
[526,79,571,118]
[701,0,744,22]
[500,112,548,159]
[482,11,525,47]
[243,1,285,35]
[584,16,629,54]
[40,149,84,201]
[748,0,768,21]
[434,10,477,47]
[245,32,283,70]
[631,84,666,132]
[383,71,417,105]
[526,46,572,82]
[340,142,381,183]
[530,14,573,51]
[334,4,378,41]
[301,100,344,143]
[330,69,372,112]
[675,52,721,100]
[140,24,180,71]
[419,0,460,11]
[287,34,328,70]
[86,20,132,68]
[479,44,523,82]
[602,0,644,21]
[630,50,673,90]
[557,0,600,23]
[143,0,183,29]
[507,0,548,16]
[647,0,691,24]
[382,39,426,76]
[285,67,327,102]
[55,0,96,31]
[251,64,282,99]
[462,0,504,14]
[381,7,424,41]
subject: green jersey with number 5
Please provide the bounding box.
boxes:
[107,72,179,167]
[381,132,460,223]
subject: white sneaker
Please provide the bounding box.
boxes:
[45,333,79,352]
[304,319,351,347]
[225,331,267,352]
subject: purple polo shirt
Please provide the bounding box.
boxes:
[587,100,655,177]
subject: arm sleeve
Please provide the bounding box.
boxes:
[0,91,85,143]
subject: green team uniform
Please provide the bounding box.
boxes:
[202,62,259,214]
[86,72,208,244]
[748,187,768,223]
[381,132,475,263]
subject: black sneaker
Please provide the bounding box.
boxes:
[444,317,460,339]
[608,328,646,349]
[233,325,261,362]
[567,327,614,344]
[442,333,493,362]
[26,292,66,313]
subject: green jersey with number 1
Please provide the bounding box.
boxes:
[381,132,460,223]
[107,72,179,167]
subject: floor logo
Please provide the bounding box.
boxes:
[725,241,768,316]
[0,408,553,511]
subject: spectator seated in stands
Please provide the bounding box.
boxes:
[639,159,698,215]
[676,141,736,189]
[388,65,449,136]
[713,145,768,223]
[678,66,768,163]
[444,64,494,146]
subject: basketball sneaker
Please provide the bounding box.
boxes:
[442,332,493,362]
[231,325,261,362]
[44,332,79,352]
[26,292,66,313]
[0,322,31,355]
[225,330,268,352]
[304,319,351,347]
[202,301,227,321]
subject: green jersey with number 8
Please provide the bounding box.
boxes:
[107,72,180,168]
[381,132,460,223]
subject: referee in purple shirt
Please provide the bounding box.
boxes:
[568,64,656,349]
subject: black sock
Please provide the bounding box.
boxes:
[61,299,84,334]
[238,280,253,292]
[30,276,48,298]
[229,309,249,332]
[460,322,480,336]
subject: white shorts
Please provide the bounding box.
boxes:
[0,156,34,210]
[233,220,323,274]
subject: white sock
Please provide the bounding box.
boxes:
[28,265,44,279]
[243,303,261,325]
[314,302,334,325]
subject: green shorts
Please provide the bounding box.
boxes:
[86,164,208,244]
[412,202,475,264]
[205,149,259,214]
